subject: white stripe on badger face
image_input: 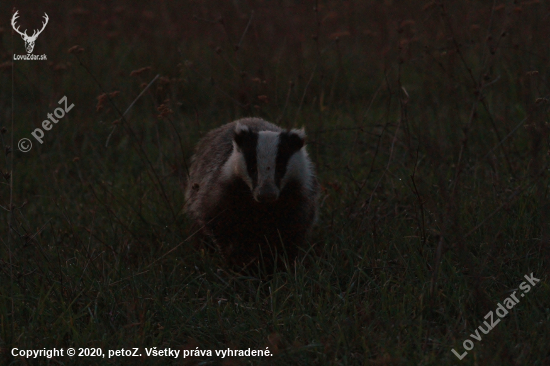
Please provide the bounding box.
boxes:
[281,147,313,191]
[220,141,253,190]
[254,131,280,202]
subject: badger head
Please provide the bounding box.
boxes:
[221,123,312,203]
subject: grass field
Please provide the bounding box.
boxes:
[1,0,549,365]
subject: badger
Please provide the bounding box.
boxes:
[184,117,319,271]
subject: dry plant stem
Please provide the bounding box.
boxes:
[87,183,154,250]
[479,95,516,177]
[276,81,293,125]
[411,151,426,246]
[217,51,239,74]
[105,74,160,147]
[138,61,190,184]
[363,74,396,203]
[165,115,191,180]
[73,54,176,221]
[236,11,254,51]
[345,73,389,219]
[212,80,247,108]
[217,17,235,47]
[397,55,412,152]
[452,95,481,196]
[146,224,208,270]
[192,15,218,24]
[423,235,444,350]
[476,116,528,169]
[464,185,525,239]
[196,68,245,108]
[294,65,317,125]
[528,103,550,260]
[108,270,150,287]
[353,101,402,238]
[327,38,343,108]
[438,0,497,196]
[313,0,321,58]
[437,1,480,86]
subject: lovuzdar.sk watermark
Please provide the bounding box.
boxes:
[11,10,48,60]
[14,54,46,61]
[451,272,541,360]
[18,96,74,152]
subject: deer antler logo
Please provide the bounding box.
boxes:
[11,10,49,54]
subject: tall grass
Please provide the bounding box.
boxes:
[0,0,549,364]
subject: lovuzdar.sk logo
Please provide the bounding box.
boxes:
[11,10,48,61]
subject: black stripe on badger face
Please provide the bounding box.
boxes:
[234,126,259,187]
[275,131,304,187]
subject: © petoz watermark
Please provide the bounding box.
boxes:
[451,272,541,360]
[18,96,74,152]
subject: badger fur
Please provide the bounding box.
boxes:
[184,117,319,271]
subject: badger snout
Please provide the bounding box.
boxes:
[254,182,280,203]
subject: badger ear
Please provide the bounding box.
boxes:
[234,122,257,151]
[280,129,305,154]
[290,127,306,140]
[234,122,249,135]
[234,123,249,147]
[289,128,306,149]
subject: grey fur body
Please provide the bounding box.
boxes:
[185,117,319,270]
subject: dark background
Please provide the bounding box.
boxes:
[0,1,549,365]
